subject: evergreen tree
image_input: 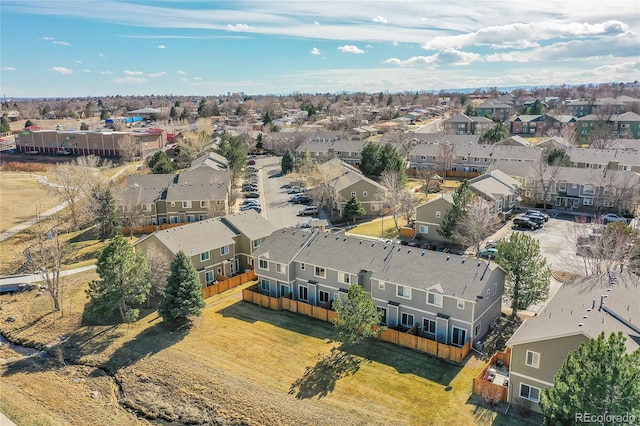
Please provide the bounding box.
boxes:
[495,232,551,318]
[169,106,177,119]
[86,237,151,323]
[255,133,264,151]
[464,105,475,116]
[158,251,206,325]
[529,99,546,115]
[480,123,509,143]
[80,122,89,131]
[360,143,381,177]
[281,149,294,174]
[332,284,383,346]
[546,148,571,166]
[342,194,366,222]
[148,151,175,174]
[379,144,407,184]
[541,332,640,424]
[24,119,34,127]
[94,187,121,241]
[0,115,10,133]
[438,179,473,239]
[100,109,108,120]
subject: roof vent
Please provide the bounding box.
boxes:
[407,249,411,254]
[446,256,450,261]
[582,315,588,319]
[578,323,584,327]
[461,258,466,264]
[421,252,425,256]
[477,261,481,267]
[359,241,363,244]
[371,243,375,247]
[336,236,340,240]
[343,237,347,242]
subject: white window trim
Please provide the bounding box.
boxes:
[338,272,351,284]
[182,201,190,208]
[200,251,210,262]
[519,383,541,403]
[427,292,443,307]
[457,300,465,309]
[401,312,414,327]
[300,263,305,270]
[526,350,540,368]
[378,282,385,290]
[258,259,269,271]
[298,285,308,301]
[220,245,230,256]
[396,285,411,299]
[314,266,326,278]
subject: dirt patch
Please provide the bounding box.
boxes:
[552,270,581,283]
[477,314,522,358]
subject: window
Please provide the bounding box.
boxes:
[435,211,441,219]
[423,318,436,335]
[397,285,411,299]
[259,259,268,270]
[475,323,481,337]
[276,263,284,273]
[583,184,595,195]
[253,239,261,248]
[319,290,329,304]
[487,288,491,298]
[300,263,305,270]
[427,292,443,307]
[298,285,308,301]
[205,270,215,285]
[583,198,593,206]
[401,312,414,327]
[182,201,190,208]
[558,182,567,191]
[370,204,378,211]
[519,383,540,403]
[339,272,350,284]
[526,350,540,368]
[493,282,497,295]
[363,191,368,197]
[200,251,210,262]
[200,201,207,208]
[259,278,270,293]
[199,214,206,221]
[314,266,326,278]
[216,267,222,275]
[378,282,385,290]
[187,215,196,222]
[378,307,387,325]
[457,300,465,309]
[220,246,230,256]
[419,225,429,234]
[451,326,466,346]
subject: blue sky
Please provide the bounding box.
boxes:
[1,1,639,97]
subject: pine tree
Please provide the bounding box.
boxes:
[342,194,366,223]
[360,143,381,177]
[332,284,383,346]
[438,179,473,239]
[94,187,121,241]
[495,232,551,317]
[281,149,294,174]
[86,237,151,323]
[541,332,640,424]
[255,133,264,151]
[158,251,206,325]
[0,115,11,133]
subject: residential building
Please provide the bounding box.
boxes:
[612,111,640,139]
[134,210,276,286]
[414,194,454,244]
[506,271,640,414]
[566,98,627,118]
[252,228,506,348]
[442,114,494,135]
[510,114,577,137]
[321,159,386,217]
[469,170,521,216]
[474,100,513,122]
[14,128,165,157]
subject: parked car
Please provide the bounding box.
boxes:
[240,205,261,213]
[242,184,259,191]
[247,159,256,166]
[525,210,549,221]
[247,166,258,173]
[242,199,261,206]
[478,247,498,259]
[288,187,305,194]
[298,205,319,216]
[244,192,260,199]
[301,219,320,228]
[290,195,311,204]
[522,215,545,226]
[600,213,627,223]
[513,217,540,230]
[56,149,71,155]
[281,184,292,189]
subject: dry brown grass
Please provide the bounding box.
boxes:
[0,276,522,426]
[0,172,59,232]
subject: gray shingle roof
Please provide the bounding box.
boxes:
[257,229,501,301]
[566,147,640,167]
[221,210,278,241]
[507,271,640,352]
[164,168,230,201]
[150,218,237,257]
[120,174,176,205]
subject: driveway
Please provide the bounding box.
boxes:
[242,156,315,229]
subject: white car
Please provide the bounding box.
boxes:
[600,213,627,223]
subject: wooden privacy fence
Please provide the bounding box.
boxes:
[472,348,511,403]
[202,270,257,299]
[242,285,470,364]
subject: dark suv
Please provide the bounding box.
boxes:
[522,215,545,226]
[513,217,540,230]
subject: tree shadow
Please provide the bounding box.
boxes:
[288,346,365,399]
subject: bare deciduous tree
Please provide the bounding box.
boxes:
[435,143,456,178]
[117,135,138,162]
[418,169,442,196]
[398,191,419,228]
[144,243,171,304]
[451,196,499,254]
[380,169,403,231]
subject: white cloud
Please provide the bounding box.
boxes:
[157,44,166,49]
[124,70,144,76]
[393,41,398,46]
[310,47,321,55]
[1,66,16,71]
[384,48,483,67]
[177,70,186,75]
[100,70,112,75]
[193,76,202,81]
[365,44,373,49]
[50,66,74,75]
[43,36,54,41]
[147,72,166,77]
[114,76,147,84]
[98,53,104,57]
[53,41,71,46]
[338,45,365,54]
[83,69,90,73]
[73,60,83,64]
[372,16,388,24]
[179,77,189,82]
[226,23,254,32]
[314,21,320,26]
